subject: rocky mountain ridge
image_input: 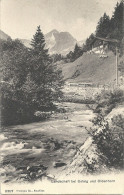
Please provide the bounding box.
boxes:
[0,29,84,55]
[45,29,77,55]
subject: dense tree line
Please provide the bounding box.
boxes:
[0,26,63,126]
[50,53,64,63]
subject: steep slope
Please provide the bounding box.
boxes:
[59,51,118,84]
[0,30,11,40]
[45,29,58,50]
[45,29,77,55]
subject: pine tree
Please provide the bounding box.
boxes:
[31,25,49,59]
[29,26,53,86]
[66,51,74,62]
[110,1,123,41]
[84,33,95,51]
[96,13,110,38]
[29,26,63,111]
[73,43,83,61]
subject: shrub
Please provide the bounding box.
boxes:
[94,89,124,115]
[91,114,124,169]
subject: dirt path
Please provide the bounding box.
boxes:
[0,102,95,183]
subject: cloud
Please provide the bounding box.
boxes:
[1,0,119,41]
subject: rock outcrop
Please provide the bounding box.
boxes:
[64,137,107,175]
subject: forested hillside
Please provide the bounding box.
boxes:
[66,0,124,62]
[59,0,124,84]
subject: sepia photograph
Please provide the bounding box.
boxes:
[0,0,124,194]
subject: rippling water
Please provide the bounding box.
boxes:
[0,102,94,183]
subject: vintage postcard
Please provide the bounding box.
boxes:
[0,0,124,194]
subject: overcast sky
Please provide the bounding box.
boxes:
[1,0,119,41]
